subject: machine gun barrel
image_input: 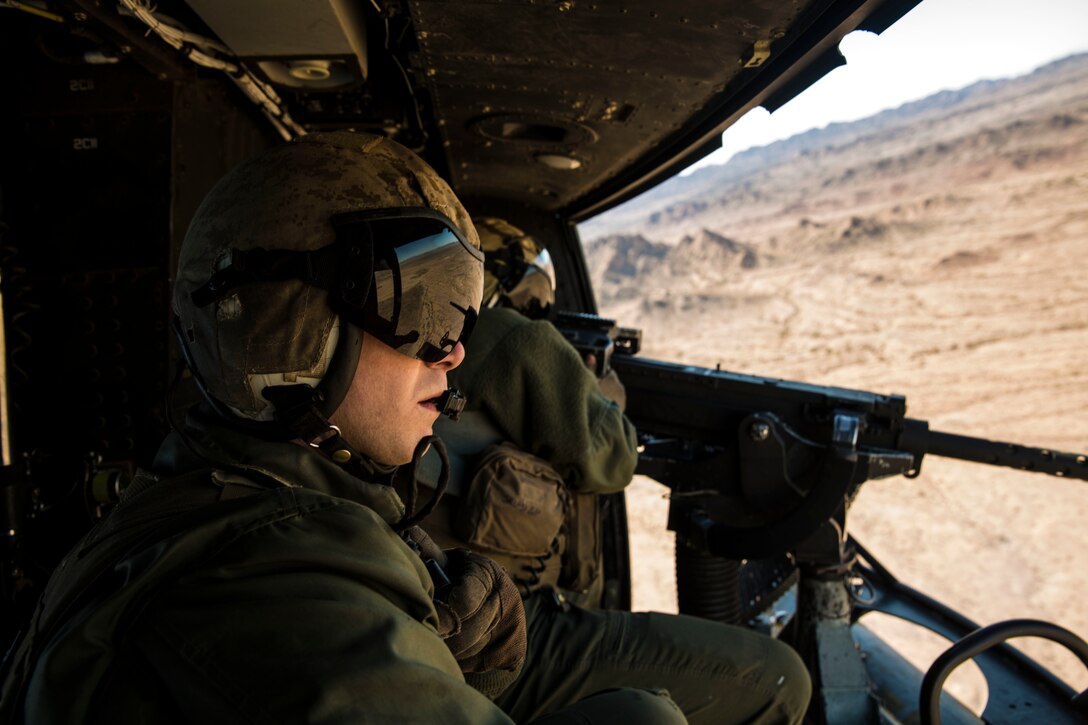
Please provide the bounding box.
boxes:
[910,425,1088,481]
[599,346,1087,557]
[553,311,1088,483]
[609,353,1087,484]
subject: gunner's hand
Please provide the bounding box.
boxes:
[403,527,527,699]
[585,353,627,412]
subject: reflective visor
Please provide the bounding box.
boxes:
[332,208,484,363]
[504,247,557,312]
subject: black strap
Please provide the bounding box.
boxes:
[394,436,449,532]
[262,385,337,443]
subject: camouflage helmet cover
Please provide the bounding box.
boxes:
[174,131,481,421]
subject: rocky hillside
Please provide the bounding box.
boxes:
[585,228,758,290]
[581,52,1088,306]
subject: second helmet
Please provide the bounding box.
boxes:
[475,216,556,318]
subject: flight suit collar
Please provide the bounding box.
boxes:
[153,406,407,526]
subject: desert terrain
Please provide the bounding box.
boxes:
[580,54,1088,709]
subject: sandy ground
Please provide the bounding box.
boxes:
[603,132,1088,710]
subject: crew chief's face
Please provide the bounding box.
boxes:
[331,332,466,465]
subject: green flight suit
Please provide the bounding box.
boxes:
[447,306,638,496]
[2,412,510,724]
[0,411,684,724]
[439,306,813,725]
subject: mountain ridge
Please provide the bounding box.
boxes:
[579,51,1088,303]
[580,52,1088,244]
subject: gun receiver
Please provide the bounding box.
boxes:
[602,344,1087,559]
[553,311,641,377]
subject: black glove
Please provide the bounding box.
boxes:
[403,526,527,698]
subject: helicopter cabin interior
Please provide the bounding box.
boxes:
[3,1,1087,723]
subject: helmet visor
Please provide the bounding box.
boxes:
[332,208,483,363]
[504,247,556,314]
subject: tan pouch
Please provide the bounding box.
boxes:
[456,442,567,558]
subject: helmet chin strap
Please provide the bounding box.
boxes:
[305,404,453,533]
[261,383,363,461]
[393,435,449,532]
[263,382,459,522]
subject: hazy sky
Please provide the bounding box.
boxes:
[686,0,1088,173]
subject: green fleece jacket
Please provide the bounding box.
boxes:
[1,411,512,725]
[448,306,638,494]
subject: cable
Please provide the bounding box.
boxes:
[114,0,305,140]
[117,0,230,54]
[391,53,426,145]
[372,7,427,148]
[1,0,63,23]
[514,538,560,596]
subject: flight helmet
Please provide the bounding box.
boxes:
[173,131,483,442]
[475,217,556,318]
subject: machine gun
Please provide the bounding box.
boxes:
[617,352,1087,557]
[557,311,1088,723]
[554,311,1088,558]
